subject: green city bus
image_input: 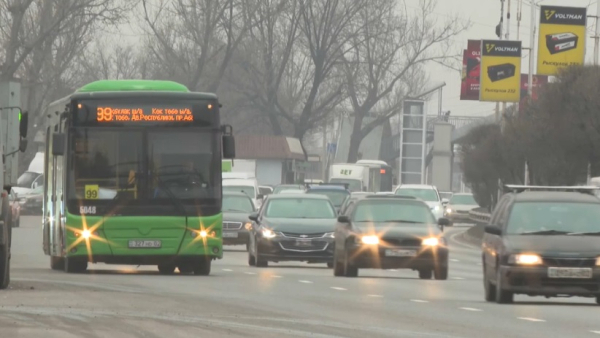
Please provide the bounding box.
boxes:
[42,80,235,275]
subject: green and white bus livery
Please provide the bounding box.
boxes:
[42,80,235,275]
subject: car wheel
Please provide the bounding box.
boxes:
[0,243,9,289]
[344,250,358,277]
[418,269,432,279]
[50,256,65,270]
[255,241,268,268]
[248,251,256,266]
[483,262,496,302]
[333,251,344,277]
[193,258,211,276]
[246,241,250,252]
[596,296,600,305]
[64,257,87,273]
[495,267,514,304]
[157,264,176,275]
[434,264,448,280]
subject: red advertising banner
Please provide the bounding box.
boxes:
[460,40,481,101]
[519,74,548,110]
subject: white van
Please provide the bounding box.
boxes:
[222,178,263,208]
[13,152,45,195]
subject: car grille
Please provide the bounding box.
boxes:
[223,222,243,230]
[279,240,328,251]
[456,210,469,214]
[281,232,326,238]
[542,257,596,267]
[382,238,422,247]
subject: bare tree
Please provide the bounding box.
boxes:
[141,0,256,92]
[343,0,467,162]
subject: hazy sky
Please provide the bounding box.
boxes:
[421,0,598,117]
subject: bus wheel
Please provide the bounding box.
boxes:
[178,264,194,275]
[157,264,176,275]
[64,257,87,273]
[193,258,211,276]
[0,198,11,289]
[50,256,65,270]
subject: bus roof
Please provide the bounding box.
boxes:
[77,80,190,93]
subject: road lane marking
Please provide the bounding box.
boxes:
[298,280,313,284]
[271,275,283,278]
[368,295,383,298]
[459,307,482,312]
[518,317,545,322]
[450,259,460,262]
[590,331,600,334]
[410,299,429,303]
[222,269,233,272]
[388,269,398,271]
[451,277,465,280]
[330,287,347,291]
[244,272,256,275]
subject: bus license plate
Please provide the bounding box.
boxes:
[548,267,592,279]
[128,240,161,248]
[223,232,238,238]
[385,249,417,257]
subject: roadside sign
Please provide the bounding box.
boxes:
[479,40,522,102]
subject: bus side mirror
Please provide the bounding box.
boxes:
[19,139,27,152]
[52,133,66,156]
[223,135,235,159]
[19,111,28,138]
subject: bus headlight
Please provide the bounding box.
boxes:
[422,237,440,246]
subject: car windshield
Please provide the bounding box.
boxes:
[16,171,40,188]
[222,195,254,213]
[395,188,439,202]
[439,192,453,200]
[265,198,336,219]
[306,189,349,207]
[329,178,361,192]
[223,185,256,199]
[506,202,600,234]
[450,194,477,205]
[273,185,303,194]
[352,200,436,224]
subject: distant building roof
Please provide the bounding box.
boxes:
[235,135,306,160]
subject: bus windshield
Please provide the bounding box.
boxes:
[68,129,218,205]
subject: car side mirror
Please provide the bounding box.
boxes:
[337,215,350,223]
[19,111,28,138]
[249,213,259,222]
[438,217,450,226]
[257,194,264,200]
[52,133,66,156]
[484,225,502,236]
[19,138,27,152]
[442,198,449,205]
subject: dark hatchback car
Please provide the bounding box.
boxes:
[305,185,350,213]
[338,192,372,215]
[247,194,338,267]
[222,192,256,250]
[333,195,450,279]
[483,185,600,304]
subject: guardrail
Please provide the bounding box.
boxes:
[468,208,491,224]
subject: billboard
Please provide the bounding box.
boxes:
[480,40,522,102]
[460,40,481,101]
[537,6,587,76]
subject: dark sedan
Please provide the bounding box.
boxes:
[222,192,256,250]
[483,185,600,304]
[333,195,450,279]
[247,194,337,267]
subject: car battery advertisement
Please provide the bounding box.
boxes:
[460,40,480,101]
[519,74,548,110]
[537,5,586,76]
[479,40,522,102]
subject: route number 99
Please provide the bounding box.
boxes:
[84,185,99,199]
[97,107,113,122]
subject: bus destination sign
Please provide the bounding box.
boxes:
[96,106,194,123]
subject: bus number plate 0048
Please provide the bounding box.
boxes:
[128,240,162,248]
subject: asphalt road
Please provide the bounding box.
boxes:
[1,217,599,338]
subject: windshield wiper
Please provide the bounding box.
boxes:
[520,230,570,235]
[156,177,188,224]
[383,219,422,224]
[223,208,250,213]
[566,231,600,236]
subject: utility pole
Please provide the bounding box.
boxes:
[501,0,511,131]
[496,0,505,124]
[595,3,600,65]
[524,0,536,186]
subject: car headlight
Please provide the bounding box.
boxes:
[596,257,600,266]
[445,208,452,214]
[422,237,440,246]
[509,254,543,265]
[244,222,252,230]
[324,232,335,238]
[361,235,379,245]
[262,228,277,239]
[431,205,440,211]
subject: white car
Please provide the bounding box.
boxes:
[394,184,444,219]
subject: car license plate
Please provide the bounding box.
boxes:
[295,239,312,247]
[385,249,417,257]
[128,240,161,248]
[222,232,238,238]
[548,267,593,279]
